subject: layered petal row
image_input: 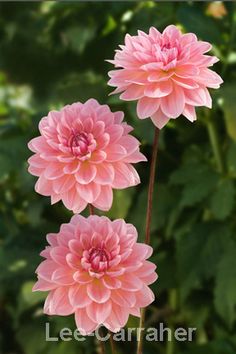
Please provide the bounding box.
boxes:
[28,99,146,213]
[108,25,223,128]
[33,215,158,334]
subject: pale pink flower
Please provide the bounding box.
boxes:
[28,99,146,213]
[33,215,158,334]
[108,25,223,129]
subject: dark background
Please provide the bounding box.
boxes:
[0,1,236,354]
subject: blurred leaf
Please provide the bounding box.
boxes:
[210,179,235,220]
[177,5,221,44]
[104,188,135,219]
[221,84,236,141]
[176,223,231,300]
[53,71,107,103]
[227,141,236,177]
[170,161,219,207]
[129,183,176,239]
[214,242,236,328]
[18,281,46,313]
[63,26,96,54]
[16,322,48,354]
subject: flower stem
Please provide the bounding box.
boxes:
[137,127,160,354]
[109,331,116,354]
[166,289,177,354]
[206,116,224,173]
[89,204,95,215]
[97,327,106,354]
[145,127,160,245]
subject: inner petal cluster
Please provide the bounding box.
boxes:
[108,25,223,129]
[82,243,111,274]
[67,131,96,160]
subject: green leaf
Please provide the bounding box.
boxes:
[176,223,231,300]
[104,188,135,219]
[18,281,46,313]
[170,162,219,207]
[214,242,236,328]
[64,26,96,54]
[227,141,236,177]
[210,179,235,220]
[129,183,176,241]
[177,5,221,44]
[221,84,236,141]
[16,322,48,354]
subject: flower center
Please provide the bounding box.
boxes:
[88,246,110,272]
[68,130,96,160]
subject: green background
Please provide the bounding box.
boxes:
[0,1,236,354]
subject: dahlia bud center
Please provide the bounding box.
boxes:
[88,247,110,272]
[68,131,96,160]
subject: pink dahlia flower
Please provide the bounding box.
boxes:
[108,25,223,129]
[33,215,157,334]
[28,99,146,213]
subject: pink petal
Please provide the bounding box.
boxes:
[104,303,129,332]
[36,260,58,281]
[87,281,111,303]
[33,278,57,291]
[161,85,185,118]
[77,183,101,203]
[129,307,141,317]
[105,144,127,162]
[175,64,199,78]
[44,287,74,316]
[68,284,92,308]
[52,175,75,194]
[94,163,115,185]
[185,86,210,107]
[120,85,144,101]
[50,246,68,266]
[89,150,106,164]
[102,276,122,289]
[137,97,160,119]
[51,267,75,285]
[120,274,143,291]
[86,301,112,323]
[75,308,98,335]
[73,271,93,284]
[144,80,173,98]
[111,289,136,307]
[112,162,140,189]
[35,175,53,196]
[182,105,197,122]
[134,284,155,308]
[151,109,170,129]
[93,185,113,211]
[75,164,96,184]
[131,243,153,261]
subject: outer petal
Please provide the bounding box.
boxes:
[104,303,129,332]
[86,301,112,323]
[75,308,98,335]
[137,97,160,119]
[75,164,96,184]
[68,285,92,308]
[87,281,111,303]
[151,109,170,129]
[182,104,197,122]
[161,86,185,118]
[93,186,113,211]
[44,287,74,316]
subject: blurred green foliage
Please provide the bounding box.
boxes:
[0,2,236,354]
